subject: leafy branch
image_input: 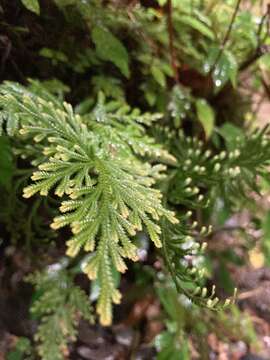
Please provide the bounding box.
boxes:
[0,80,178,325]
[210,0,243,73]
[27,269,93,360]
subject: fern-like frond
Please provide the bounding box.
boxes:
[161,215,236,310]
[169,128,270,208]
[84,92,176,165]
[0,80,178,325]
[27,268,93,360]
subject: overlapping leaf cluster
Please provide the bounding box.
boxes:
[0,81,178,325]
[168,127,270,209]
[27,269,93,360]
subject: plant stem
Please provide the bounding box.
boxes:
[167,0,179,83]
[210,0,242,73]
[239,6,269,72]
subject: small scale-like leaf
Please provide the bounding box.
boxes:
[177,15,214,40]
[151,65,166,87]
[196,99,215,139]
[218,122,243,150]
[92,26,130,78]
[205,47,238,89]
[21,0,40,14]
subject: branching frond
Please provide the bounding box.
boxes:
[27,269,93,360]
[0,80,178,325]
[161,215,236,310]
[169,128,270,208]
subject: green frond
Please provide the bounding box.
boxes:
[161,215,236,310]
[0,80,178,324]
[169,128,270,208]
[27,268,93,360]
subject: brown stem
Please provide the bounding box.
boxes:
[261,75,270,99]
[239,47,264,71]
[210,0,242,73]
[167,0,179,83]
[127,9,159,55]
[240,7,270,72]
[257,12,268,41]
